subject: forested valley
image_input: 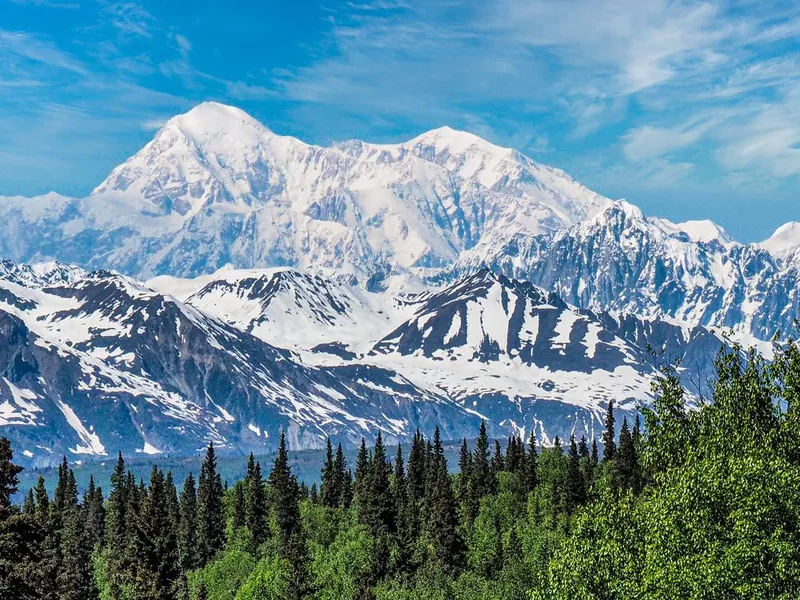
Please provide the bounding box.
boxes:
[2,341,800,599]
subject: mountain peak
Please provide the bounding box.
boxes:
[761,222,800,259]
[410,126,510,157]
[163,101,272,140]
[674,219,734,246]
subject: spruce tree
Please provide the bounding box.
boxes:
[309,483,318,503]
[578,436,589,460]
[566,435,586,513]
[633,414,642,446]
[244,454,268,548]
[491,440,505,476]
[268,430,310,600]
[457,438,475,520]
[395,477,419,575]
[134,466,180,600]
[166,472,181,541]
[0,437,23,521]
[55,461,96,600]
[506,435,524,473]
[616,417,641,494]
[106,453,128,551]
[320,439,337,508]
[602,400,617,461]
[0,439,44,600]
[334,443,352,508]
[33,476,49,525]
[353,438,370,504]
[22,489,34,515]
[361,431,395,537]
[196,442,225,566]
[591,438,599,466]
[523,429,539,493]
[423,427,464,574]
[407,430,427,500]
[472,421,495,499]
[231,482,246,530]
[83,476,105,548]
[178,473,198,572]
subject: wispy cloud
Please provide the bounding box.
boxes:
[0,30,87,75]
[102,2,154,38]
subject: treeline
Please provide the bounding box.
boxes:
[2,341,800,598]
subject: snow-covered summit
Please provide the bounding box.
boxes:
[0,102,615,280]
[761,222,800,259]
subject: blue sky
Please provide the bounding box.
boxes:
[1,0,799,242]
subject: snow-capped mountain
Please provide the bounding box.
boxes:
[0,102,795,466]
[457,201,800,342]
[0,102,610,282]
[0,102,796,345]
[0,264,489,467]
[761,222,800,260]
[0,260,701,466]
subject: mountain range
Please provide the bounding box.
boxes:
[0,101,795,466]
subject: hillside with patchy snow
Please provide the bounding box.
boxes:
[0,260,730,466]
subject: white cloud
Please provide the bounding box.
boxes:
[141,118,167,131]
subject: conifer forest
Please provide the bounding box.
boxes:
[2,342,800,599]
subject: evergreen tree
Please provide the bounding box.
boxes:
[602,400,617,461]
[591,439,599,467]
[51,459,95,600]
[196,442,225,566]
[523,429,539,493]
[333,443,352,508]
[566,435,586,513]
[134,466,180,600]
[361,431,395,537]
[320,438,337,508]
[244,454,268,548]
[392,444,406,507]
[353,438,370,504]
[33,476,49,525]
[0,439,43,600]
[231,482,246,530]
[392,444,417,574]
[105,452,133,597]
[472,421,495,499]
[268,430,310,600]
[166,472,180,534]
[506,435,524,473]
[22,489,34,515]
[407,430,427,500]
[0,437,23,521]
[616,417,641,494]
[578,436,589,460]
[457,438,475,520]
[309,483,318,503]
[491,440,505,476]
[178,473,198,572]
[83,476,105,548]
[423,427,464,574]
